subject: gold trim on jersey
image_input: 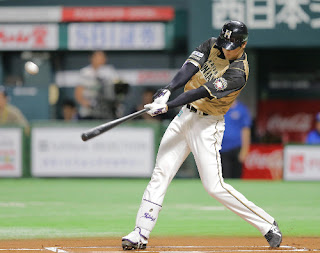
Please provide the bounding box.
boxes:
[203,85,216,99]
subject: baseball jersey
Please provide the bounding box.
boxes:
[185,37,249,116]
[78,64,119,118]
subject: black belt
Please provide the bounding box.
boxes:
[186,104,208,116]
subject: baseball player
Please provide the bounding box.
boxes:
[122,20,282,250]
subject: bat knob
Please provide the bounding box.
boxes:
[81,133,89,141]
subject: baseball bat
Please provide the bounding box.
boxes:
[81,108,149,141]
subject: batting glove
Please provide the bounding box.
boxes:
[144,103,168,117]
[153,88,171,104]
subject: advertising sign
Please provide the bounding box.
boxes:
[32,126,154,177]
[256,100,320,143]
[55,69,179,87]
[242,144,283,180]
[0,24,58,50]
[68,23,165,50]
[0,7,62,22]
[189,0,320,50]
[284,145,320,181]
[62,6,174,22]
[0,128,23,178]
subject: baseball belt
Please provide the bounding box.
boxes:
[186,104,209,116]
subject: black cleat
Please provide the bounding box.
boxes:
[264,221,282,247]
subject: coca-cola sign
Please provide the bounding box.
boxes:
[266,113,313,133]
[257,100,320,140]
[0,24,58,50]
[242,145,283,180]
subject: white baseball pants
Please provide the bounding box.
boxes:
[136,105,274,238]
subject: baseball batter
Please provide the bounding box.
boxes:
[122,20,282,250]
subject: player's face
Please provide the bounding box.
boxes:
[222,42,247,60]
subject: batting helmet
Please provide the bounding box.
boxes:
[216,20,248,50]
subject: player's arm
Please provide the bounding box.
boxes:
[145,61,247,116]
[145,86,210,116]
[152,38,214,104]
[75,85,90,108]
[160,60,247,110]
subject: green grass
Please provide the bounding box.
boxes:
[0,178,319,239]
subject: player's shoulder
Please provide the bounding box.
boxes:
[197,37,218,50]
[7,104,23,116]
[230,52,248,70]
[80,65,94,75]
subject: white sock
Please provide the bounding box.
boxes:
[135,199,162,239]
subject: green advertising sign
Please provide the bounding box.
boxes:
[189,0,320,50]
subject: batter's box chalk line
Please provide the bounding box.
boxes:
[42,245,319,252]
[0,245,319,252]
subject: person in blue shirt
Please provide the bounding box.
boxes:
[305,112,320,144]
[220,100,252,178]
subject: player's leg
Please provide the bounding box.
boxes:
[229,147,242,178]
[122,110,191,250]
[188,114,282,247]
[220,150,233,178]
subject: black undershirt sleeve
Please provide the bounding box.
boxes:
[166,62,199,92]
[167,86,209,109]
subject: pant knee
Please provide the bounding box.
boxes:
[203,183,226,200]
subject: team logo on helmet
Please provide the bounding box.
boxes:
[224,29,232,39]
[214,77,228,91]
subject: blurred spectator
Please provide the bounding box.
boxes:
[133,88,162,122]
[0,85,29,133]
[305,112,320,144]
[62,99,78,122]
[74,51,121,120]
[220,100,252,178]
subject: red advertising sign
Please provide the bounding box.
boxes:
[256,100,320,143]
[242,144,283,180]
[62,6,175,22]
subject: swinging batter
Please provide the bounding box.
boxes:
[122,20,282,250]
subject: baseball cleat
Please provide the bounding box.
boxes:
[122,230,147,250]
[264,221,282,247]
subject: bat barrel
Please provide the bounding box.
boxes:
[81,108,149,141]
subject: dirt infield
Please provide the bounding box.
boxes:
[0,237,319,252]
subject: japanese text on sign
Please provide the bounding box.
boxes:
[212,0,320,29]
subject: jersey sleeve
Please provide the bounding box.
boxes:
[203,60,247,99]
[185,38,216,69]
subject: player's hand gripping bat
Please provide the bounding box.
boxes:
[81,108,149,141]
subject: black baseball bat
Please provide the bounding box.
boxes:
[81,108,149,141]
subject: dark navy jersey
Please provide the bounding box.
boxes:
[184,37,249,116]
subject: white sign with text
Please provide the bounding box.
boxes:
[0,24,58,50]
[68,22,165,50]
[0,128,23,177]
[284,145,320,181]
[32,126,154,177]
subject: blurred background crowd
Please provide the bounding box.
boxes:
[1,0,320,180]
